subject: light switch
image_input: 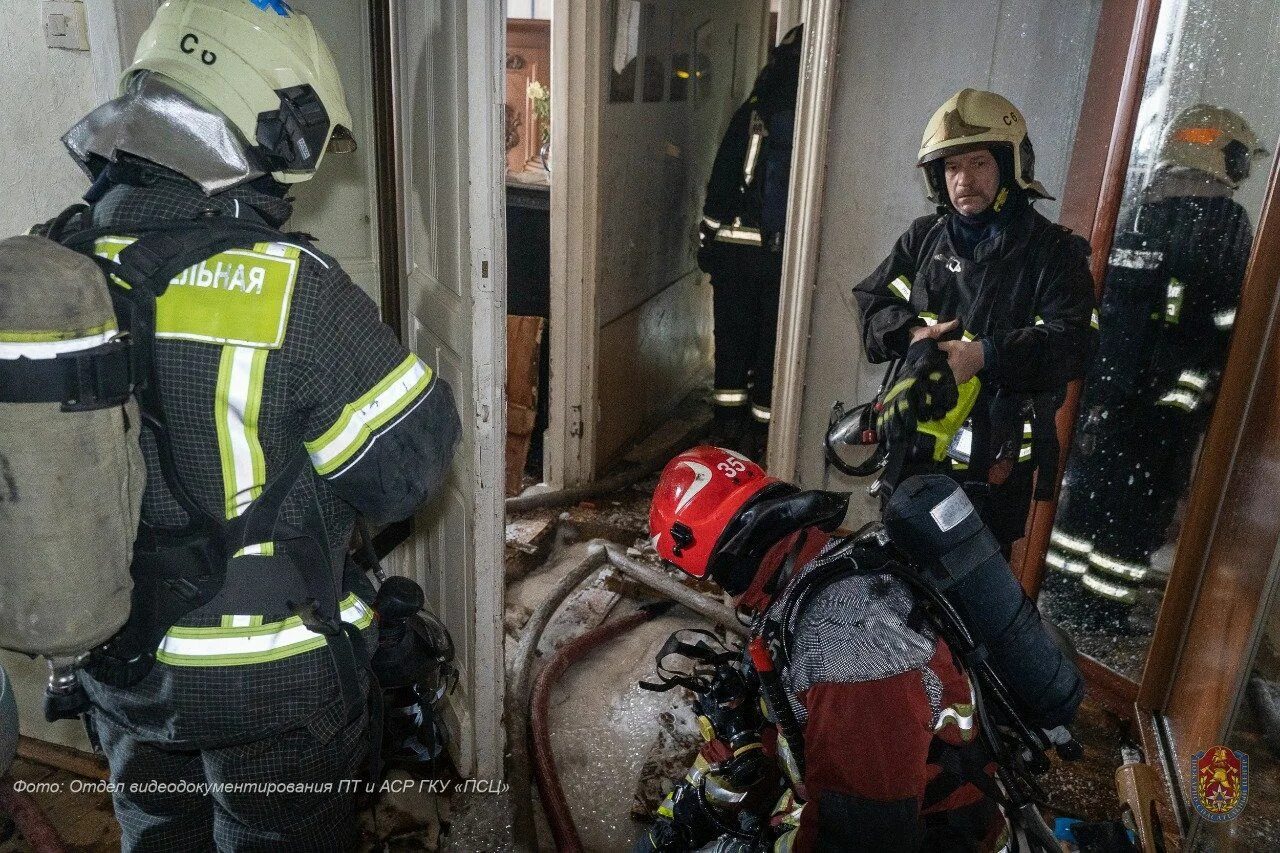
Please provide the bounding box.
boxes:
[44,1,90,52]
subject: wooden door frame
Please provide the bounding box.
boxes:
[461,0,509,780]
[767,0,841,481]
[545,0,604,488]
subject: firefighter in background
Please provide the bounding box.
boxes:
[1047,105,1266,612]
[698,25,802,458]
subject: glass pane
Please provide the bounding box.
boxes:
[1039,0,1280,680]
[610,0,641,103]
[641,3,664,103]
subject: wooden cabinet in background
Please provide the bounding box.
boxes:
[506,19,551,175]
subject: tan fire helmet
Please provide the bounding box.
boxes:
[123,0,356,184]
[1156,104,1268,189]
[917,88,1053,203]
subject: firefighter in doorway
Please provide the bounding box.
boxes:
[698,25,803,459]
[1047,104,1265,614]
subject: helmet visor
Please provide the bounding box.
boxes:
[328,125,358,155]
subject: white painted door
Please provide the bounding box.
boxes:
[388,2,506,779]
[549,0,768,482]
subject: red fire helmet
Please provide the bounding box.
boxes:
[649,446,779,579]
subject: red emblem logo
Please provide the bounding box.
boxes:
[1190,745,1249,822]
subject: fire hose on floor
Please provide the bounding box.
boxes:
[531,601,674,853]
[507,540,746,852]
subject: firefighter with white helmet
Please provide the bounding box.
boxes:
[1048,104,1265,615]
[854,88,1097,547]
[31,1,460,848]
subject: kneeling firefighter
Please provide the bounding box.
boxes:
[0,1,460,850]
[638,444,1083,852]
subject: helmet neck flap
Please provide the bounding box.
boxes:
[708,486,850,596]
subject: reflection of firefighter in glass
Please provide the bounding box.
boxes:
[698,25,802,458]
[1048,105,1267,609]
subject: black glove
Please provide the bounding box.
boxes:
[875,340,959,446]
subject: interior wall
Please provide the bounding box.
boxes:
[0,2,106,753]
[790,0,1103,527]
[284,1,382,303]
[594,0,767,466]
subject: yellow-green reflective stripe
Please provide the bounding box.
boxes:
[888,275,911,300]
[1082,571,1137,603]
[306,354,434,476]
[1091,309,1101,330]
[157,594,373,667]
[883,378,914,405]
[918,312,938,326]
[233,542,276,558]
[215,346,269,519]
[0,319,117,343]
[1089,551,1148,581]
[961,330,975,342]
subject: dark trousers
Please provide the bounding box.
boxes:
[92,700,368,852]
[1051,399,1204,603]
[709,243,783,419]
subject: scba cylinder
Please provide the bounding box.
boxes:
[883,474,1084,729]
[0,236,143,659]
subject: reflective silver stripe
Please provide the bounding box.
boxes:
[156,594,373,666]
[751,404,772,423]
[1091,308,1101,330]
[1034,315,1045,326]
[1157,389,1199,412]
[888,275,911,300]
[1047,550,1088,577]
[743,130,764,185]
[715,226,763,246]
[918,312,938,326]
[1018,445,1032,462]
[1214,308,1236,330]
[701,215,722,230]
[0,329,117,360]
[934,705,976,734]
[1109,247,1164,269]
[1050,529,1093,555]
[1023,422,1034,438]
[712,389,749,405]
[1177,370,1210,392]
[1089,551,1148,581]
[1082,571,1137,604]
